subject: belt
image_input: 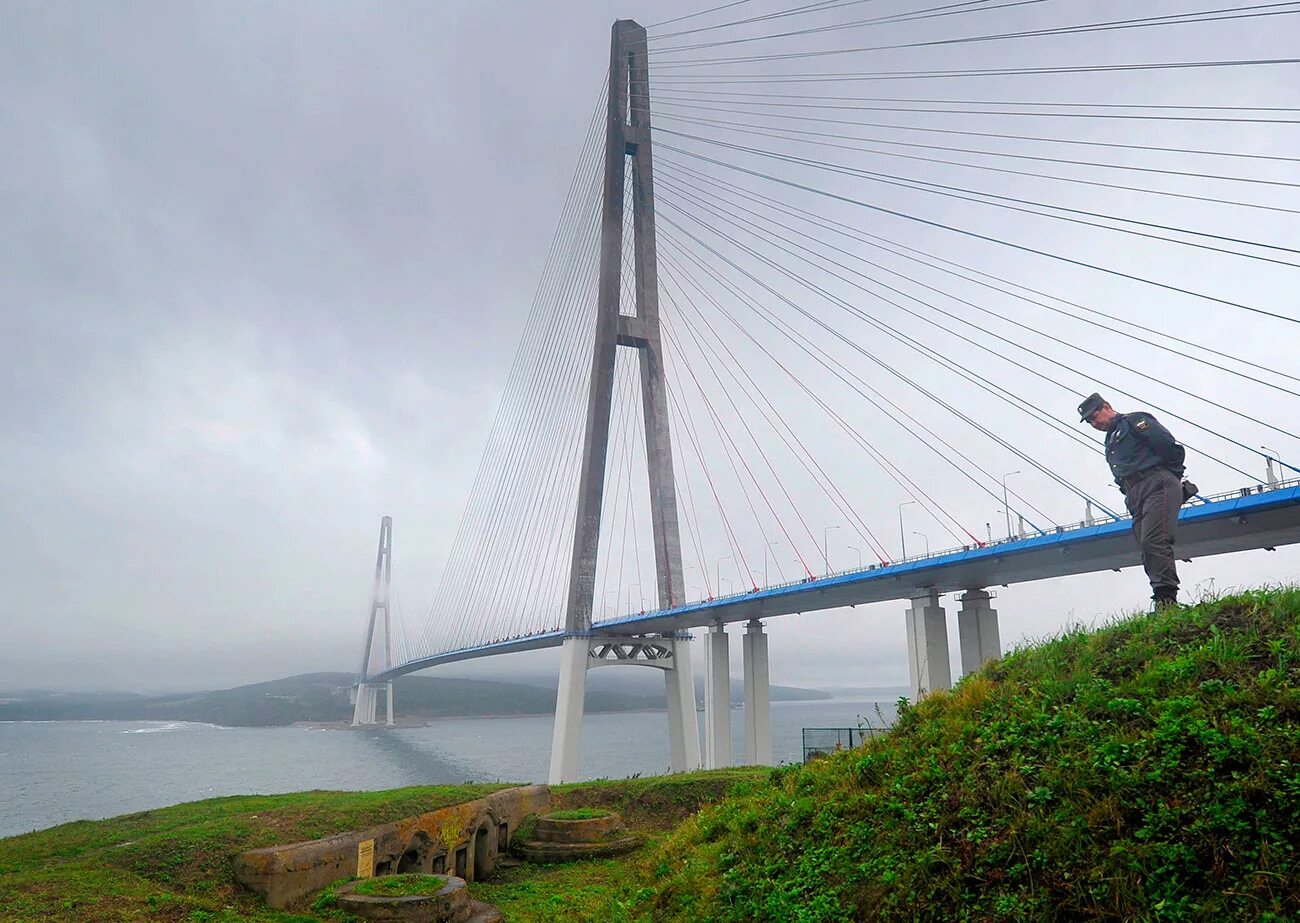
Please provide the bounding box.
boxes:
[1119,466,1168,491]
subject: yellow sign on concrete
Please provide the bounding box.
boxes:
[356,839,374,878]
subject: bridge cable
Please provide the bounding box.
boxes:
[647,101,1300,191]
[659,160,1300,398]
[658,219,1013,539]
[652,4,1300,66]
[664,318,786,589]
[662,315,819,580]
[652,0,1058,53]
[658,142,1300,332]
[659,254,894,563]
[657,129,1300,267]
[655,178,1267,486]
[653,170,1300,444]
[648,57,1300,84]
[657,215,1083,530]
[657,210,1125,520]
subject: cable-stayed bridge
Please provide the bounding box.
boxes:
[350,7,1300,784]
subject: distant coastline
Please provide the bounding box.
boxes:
[0,671,834,729]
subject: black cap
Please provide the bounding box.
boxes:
[1077,392,1105,422]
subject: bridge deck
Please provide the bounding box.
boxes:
[372,482,1300,681]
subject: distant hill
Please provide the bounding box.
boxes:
[0,670,831,727]
[0,672,663,727]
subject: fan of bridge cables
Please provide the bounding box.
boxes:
[387,0,1300,668]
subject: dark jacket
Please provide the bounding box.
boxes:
[1105,412,1185,487]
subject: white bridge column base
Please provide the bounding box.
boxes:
[957,589,1001,677]
[742,619,772,765]
[703,622,731,769]
[386,681,395,727]
[351,683,381,726]
[905,589,952,701]
[549,633,700,784]
[664,634,702,773]
[548,637,590,784]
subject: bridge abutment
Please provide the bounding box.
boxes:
[742,619,773,765]
[958,589,1001,676]
[703,622,731,769]
[905,589,952,700]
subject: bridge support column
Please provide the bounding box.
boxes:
[549,637,590,784]
[905,589,952,700]
[665,634,702,773]
[703,622,731,769]
[957,590,1001,677]
[352,683,386,726]
[742,619,772,765]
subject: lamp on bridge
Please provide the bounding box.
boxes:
[1262,445,1280,487]
[822,525,840,574]
[1001,471,1021,540]
[898,501,915,559]
[763,541,781,586]
[715,555,733,597]
[913,531,930,557]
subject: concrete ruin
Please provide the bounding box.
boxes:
[234,785,549,909]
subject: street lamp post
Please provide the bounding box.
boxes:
[898,500,916,559]
[822,525,840,574]
[763,541,781,586]
[1262,445,1280,486]
[912,531,930,556]
[848,544,862,568]
[626,583,640,615]
[1001,471,1021,539]
[715,555,733,596]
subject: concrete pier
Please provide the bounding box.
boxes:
[905,589,952,700]
[548,637,590,784]
[958,589,1001,676]
[742,619,772,765]
[703,622,731,769]
[664,634,701,773]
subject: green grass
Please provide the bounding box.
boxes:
[0,766,765,922]
[643,587,1300,921]
[473,838,660,922]
[8,587,1296,921]
[545,808,612,821]
[0,784,509,922]
[349,873,447,897]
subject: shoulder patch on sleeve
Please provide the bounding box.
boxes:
[1134,418,1150,432]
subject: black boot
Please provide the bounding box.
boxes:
[1152,587,1179,611]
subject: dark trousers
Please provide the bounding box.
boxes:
[1123,467,1181,597]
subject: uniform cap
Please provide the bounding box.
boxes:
[1077,392,1106,422]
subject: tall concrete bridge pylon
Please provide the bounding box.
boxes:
[549,19,707,784]
[352,515,395,727]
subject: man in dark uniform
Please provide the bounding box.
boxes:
[1077,392,1188,609]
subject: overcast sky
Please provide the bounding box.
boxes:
[2,1,1298,696]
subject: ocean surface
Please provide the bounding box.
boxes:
[0,697,894,838]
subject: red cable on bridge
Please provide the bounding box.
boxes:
[663,315,817,582]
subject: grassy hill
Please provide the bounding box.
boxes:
[3,587,1296,921]
[646,587,1300,921]
[0,771,762,922]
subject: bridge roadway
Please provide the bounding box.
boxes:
[371,480,1300,682]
